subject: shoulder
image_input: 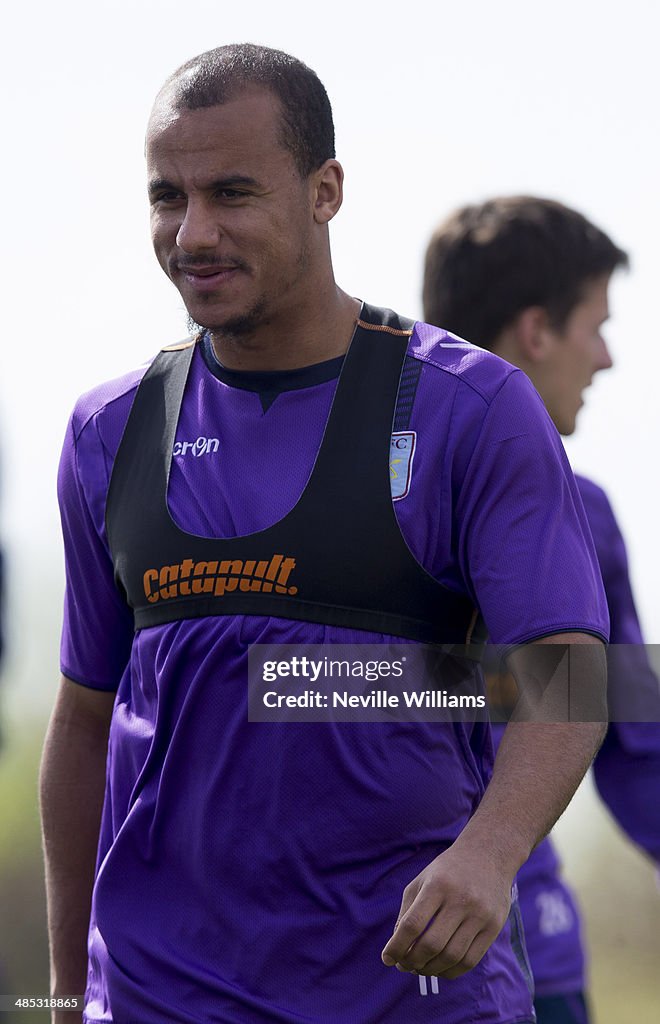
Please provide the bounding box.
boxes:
[360,305,519,407]
[62,358,160,518]
[410,321,520,406]
[408,320,556,458]
[69,338,198,448]
[69,363,149,445]
[58,362,153,534]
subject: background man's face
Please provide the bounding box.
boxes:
[146,88,316,337]
[536,274,613,435]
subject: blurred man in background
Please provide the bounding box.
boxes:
[423,195,660,1024]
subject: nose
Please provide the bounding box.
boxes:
[596,334,614,372]
[176,199,219,253]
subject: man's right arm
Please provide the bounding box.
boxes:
[39,676,115,1021]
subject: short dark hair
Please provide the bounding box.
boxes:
[423,196,629,348]
[157,43,335,178]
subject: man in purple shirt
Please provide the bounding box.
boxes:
[41,49,608,1024]
[423,195,660,1024]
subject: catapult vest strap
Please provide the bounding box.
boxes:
[106,304,482,649]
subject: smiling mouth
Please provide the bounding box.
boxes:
[179,266,241,290]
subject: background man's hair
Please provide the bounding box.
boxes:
[423,196,629,348]
[158,43,335,178]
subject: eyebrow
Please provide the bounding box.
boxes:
[148,175,261,197]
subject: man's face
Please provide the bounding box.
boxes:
[537,274,613,435]
[146,88,319,338]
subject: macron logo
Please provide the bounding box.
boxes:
[173,436,220,458]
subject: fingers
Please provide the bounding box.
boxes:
[413,923,494,979]
[381,881,420,966]
[380,878,429,967]
[381,877,508,977]
[405,919,474,976]
[389,905,471,975]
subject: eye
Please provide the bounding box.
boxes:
[150,190,184,206]
[215,187,246,200]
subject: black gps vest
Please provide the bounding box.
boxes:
[105,305,482,648]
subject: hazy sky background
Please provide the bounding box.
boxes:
[1,0,660,710]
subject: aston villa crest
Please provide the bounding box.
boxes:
[390,432,416,500]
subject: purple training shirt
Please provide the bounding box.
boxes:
[493,475,660,1000]
[58,315,608,1023]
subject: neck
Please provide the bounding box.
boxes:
[209,287,362,372]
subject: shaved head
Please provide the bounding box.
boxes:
[151,43,335,178]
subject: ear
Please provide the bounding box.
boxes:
[311,159,344,224]
[513,306,555,363]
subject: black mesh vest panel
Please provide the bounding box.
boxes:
[105,304,481,648]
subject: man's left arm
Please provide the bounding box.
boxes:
[382,632,606,978]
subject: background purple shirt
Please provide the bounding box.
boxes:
[58,319,608,1023]
[493,475,660,999]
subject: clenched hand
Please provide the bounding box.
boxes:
[381,841,514,978]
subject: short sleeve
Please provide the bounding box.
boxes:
[456,371,609,647]
[58,414,134,690]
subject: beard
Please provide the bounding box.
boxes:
[183,242,310,347]
[186,296,269,344]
